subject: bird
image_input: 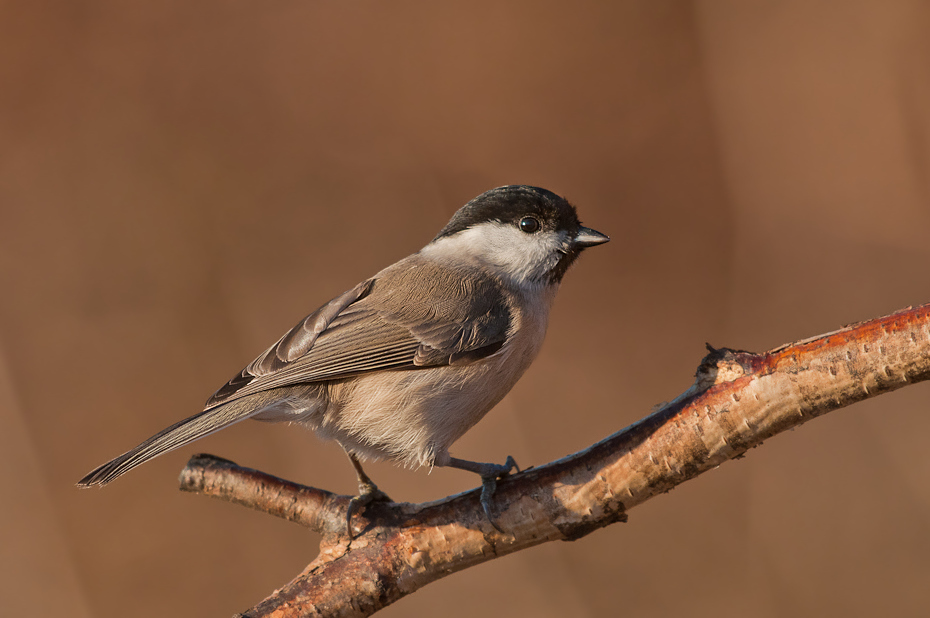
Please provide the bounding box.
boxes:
[77,185,609,533]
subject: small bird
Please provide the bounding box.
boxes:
[78,185,608,531]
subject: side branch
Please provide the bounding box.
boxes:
[180,303,930,618]
[179,454,348,536]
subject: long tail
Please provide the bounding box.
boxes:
[76,399,261,487]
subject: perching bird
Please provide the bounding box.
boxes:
[78,185,609,532]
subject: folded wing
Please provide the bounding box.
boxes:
[205,258,512,410]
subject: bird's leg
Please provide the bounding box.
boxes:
[345,451,392,537]
[445,455,519,532]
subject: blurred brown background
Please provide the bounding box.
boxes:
[2,1,929,616]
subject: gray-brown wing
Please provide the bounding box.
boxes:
[205,258,512,409]
[205,278,375,407]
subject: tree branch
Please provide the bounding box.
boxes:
[179,303,930,618]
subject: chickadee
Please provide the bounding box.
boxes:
[78,185,609,531]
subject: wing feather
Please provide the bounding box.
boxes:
[205,257,513,410]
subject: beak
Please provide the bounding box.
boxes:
[573,226,610,248]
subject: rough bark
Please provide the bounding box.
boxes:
[178,303,930,618]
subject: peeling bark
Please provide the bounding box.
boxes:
[178,303,930,618]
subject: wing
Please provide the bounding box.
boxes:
[205,258,512,409]
[205,278,376,407]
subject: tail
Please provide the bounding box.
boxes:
[76,399,261,487]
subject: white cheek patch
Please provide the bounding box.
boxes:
[424,222,567,284]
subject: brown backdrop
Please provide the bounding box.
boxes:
[2,2,930,617]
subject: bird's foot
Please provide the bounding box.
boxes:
[346,480,392,538]
[447,455,519,532]
[478,456,519,532]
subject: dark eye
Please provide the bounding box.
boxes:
[519,216,540,234]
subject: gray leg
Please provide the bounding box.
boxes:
[345,450,392,537]
[445,456,519,531]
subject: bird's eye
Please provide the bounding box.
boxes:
[519,216,540,234]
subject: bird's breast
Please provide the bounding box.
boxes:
[312,286,556,468]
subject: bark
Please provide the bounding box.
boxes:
[179,303,930,618]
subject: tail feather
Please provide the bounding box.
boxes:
[76,399,261,487]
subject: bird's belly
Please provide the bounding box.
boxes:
[312,342,540,468]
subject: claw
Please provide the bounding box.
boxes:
[479,475,504,532]
[504,455,520,474]
[449,455,519,532]
[346,481,392,538]
[343,450,392,538]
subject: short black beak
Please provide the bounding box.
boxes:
[573,226,610,248]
